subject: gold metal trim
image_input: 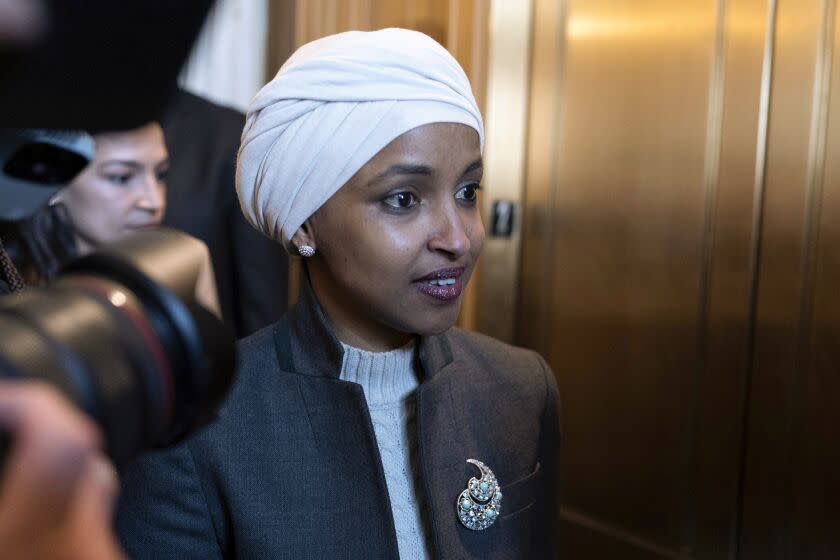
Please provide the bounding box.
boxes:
[535,0,570,354]
[781,0,837,550]
[689,1,729,552]
[736,0,778,553]
[698,0,729,335]
[746,0,777,313]
[797,0,835,353]
[472,0,533,341]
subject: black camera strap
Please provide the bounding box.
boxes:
[0,236,24,294]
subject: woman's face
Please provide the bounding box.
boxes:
[60,122,169,253]
[299,122,485,351]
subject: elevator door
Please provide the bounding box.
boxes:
[512,0,840,557]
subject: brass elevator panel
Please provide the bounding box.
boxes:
[496,0,840,557]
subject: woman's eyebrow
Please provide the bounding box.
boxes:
[367,158,482,187]
[370,163,433,185]
[97,160,141,170]
[462,158,483,175]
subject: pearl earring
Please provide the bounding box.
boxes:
[298,245,315,258]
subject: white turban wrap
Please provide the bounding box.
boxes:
[236,28,484,249]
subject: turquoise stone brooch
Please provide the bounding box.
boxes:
[456,459,502,530]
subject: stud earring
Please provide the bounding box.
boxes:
[298,245,315,258]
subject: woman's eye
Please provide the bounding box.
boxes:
[106,174,132,185]
[382,191,418,209]
[455,183,481,202]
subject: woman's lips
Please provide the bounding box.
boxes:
[414,267,465,302]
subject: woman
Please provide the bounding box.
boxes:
[1,123,168,282]
[57,122,170,255]
[1,123,220,315]
[116,28,560,559]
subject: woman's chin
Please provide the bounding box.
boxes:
[405,309,462,336]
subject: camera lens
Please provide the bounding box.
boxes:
[0,230,236,464]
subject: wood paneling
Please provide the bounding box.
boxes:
[288,0,488,106]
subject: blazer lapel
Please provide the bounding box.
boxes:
[416,333,480,559]
[273,299,400,559]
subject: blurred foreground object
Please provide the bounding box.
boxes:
[0,228,236,464]
[0,381,123,560]
[0,0,214,130]
[0,0,46,45]
[0,129,94,221]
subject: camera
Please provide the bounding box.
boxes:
[0,229,236,464]
[1,126,235,465]
[0,0,230,467]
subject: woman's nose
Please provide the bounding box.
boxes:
[136,175,165,213]
[427,203,473,258]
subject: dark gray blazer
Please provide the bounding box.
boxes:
[116,284,561,559]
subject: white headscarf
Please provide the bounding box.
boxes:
[236,28,484,250]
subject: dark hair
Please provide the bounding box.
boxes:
[0,203,79,285]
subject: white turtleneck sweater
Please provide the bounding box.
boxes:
[339,341,431,560]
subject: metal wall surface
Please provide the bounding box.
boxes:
[693,2,768,556]
[507,0,838,557]
[739,0,840,557]
[520,0,725,556]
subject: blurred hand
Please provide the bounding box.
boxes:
[0,381,124,560]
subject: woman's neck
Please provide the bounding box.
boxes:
[307,269,414,352]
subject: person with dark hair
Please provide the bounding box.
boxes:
[0,1,214,558]
[117,28,560,559]
[2,122,221,314]
[1,122,168,284]
[55,123,169,254]
[0,201,80,285]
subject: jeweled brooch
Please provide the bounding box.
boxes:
[456,459,502,530]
